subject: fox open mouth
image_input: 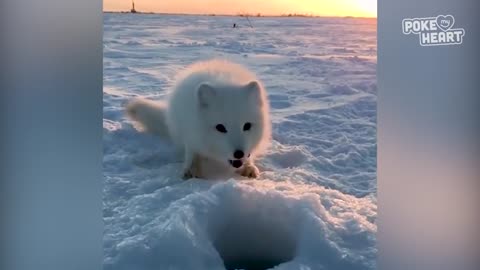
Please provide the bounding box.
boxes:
[229,159,243,168]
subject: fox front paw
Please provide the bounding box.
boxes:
[182,170,193,180]
[182,166,202,180]
[238,163,260,178]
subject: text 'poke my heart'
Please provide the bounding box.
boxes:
[402,15,465,46]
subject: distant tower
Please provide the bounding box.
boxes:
[130,0,137,13]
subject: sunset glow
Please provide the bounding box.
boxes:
[104,0,377,18]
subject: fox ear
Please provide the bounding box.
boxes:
[245,81,263,106]
[197,83,216,108]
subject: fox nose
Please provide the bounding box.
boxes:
[233,150,244,159]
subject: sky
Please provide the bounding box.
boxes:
[104,0,377,18]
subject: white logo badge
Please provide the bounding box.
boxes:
[402,15,465,46]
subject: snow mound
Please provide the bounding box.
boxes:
[104,180,376,270]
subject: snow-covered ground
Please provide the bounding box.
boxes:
[103,13,377,270]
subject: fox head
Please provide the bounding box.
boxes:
[195,80,270,169]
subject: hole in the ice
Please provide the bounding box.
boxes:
[208,196,298,270]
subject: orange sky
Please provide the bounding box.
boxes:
[104,0,377,18]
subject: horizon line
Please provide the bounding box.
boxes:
[102,10,377,19]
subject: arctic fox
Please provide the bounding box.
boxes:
[126,60,271,179]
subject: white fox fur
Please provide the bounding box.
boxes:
[126,59,271,179]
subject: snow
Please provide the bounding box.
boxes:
[104,13,377,270]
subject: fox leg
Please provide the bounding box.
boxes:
[237,159,260,178]
[182,148,202,179]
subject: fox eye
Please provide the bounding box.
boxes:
[243,122,252,131]
[215,124,227,133]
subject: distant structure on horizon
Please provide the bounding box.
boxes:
[130,0,137,13]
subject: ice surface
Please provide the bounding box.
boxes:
[104,13,377,270]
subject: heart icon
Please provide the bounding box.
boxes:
[436,15,455,31]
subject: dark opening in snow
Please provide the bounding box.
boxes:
[214,218,296,270]
[208,193,298,270]
[224,258,285,270]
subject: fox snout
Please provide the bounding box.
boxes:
[229,150,252,168]
[229,159,243,168]
[233,150,244,159]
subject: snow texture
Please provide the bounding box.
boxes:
[104,13,377,270]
